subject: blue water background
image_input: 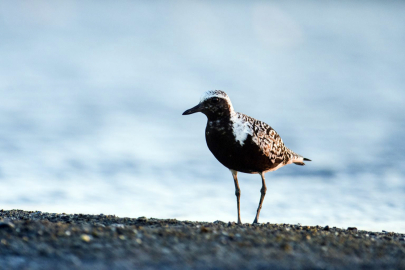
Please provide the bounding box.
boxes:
[0,1,404,232]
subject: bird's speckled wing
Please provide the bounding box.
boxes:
[237,113,303,166]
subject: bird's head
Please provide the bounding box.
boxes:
[182,90,234,120]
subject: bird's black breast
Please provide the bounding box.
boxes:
[205,118,279,173]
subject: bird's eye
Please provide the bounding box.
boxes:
[211,98,219,103]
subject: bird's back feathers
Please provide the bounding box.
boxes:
[231,112,310,169]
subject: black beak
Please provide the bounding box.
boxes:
[182,103,203,115]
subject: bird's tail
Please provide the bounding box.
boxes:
[285,147,311,166]
[293,156,312,166]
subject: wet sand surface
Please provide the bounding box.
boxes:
[1,210,404,269]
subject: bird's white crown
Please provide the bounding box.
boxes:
[200,90,234,110]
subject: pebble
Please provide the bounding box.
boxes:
[0,221,15,230]
[80,234,91,242]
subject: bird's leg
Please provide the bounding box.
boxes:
[253,172,267,224]
[231,170,242,224]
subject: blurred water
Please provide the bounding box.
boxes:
[0,1,404,232]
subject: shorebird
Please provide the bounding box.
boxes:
[182,90,310,224]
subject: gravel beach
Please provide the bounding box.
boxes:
[0,210,404,270]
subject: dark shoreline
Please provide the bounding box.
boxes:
[1,209,404,269]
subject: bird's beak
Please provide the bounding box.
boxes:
[182,103,203,115]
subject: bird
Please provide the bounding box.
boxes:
[182,90,311,224]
